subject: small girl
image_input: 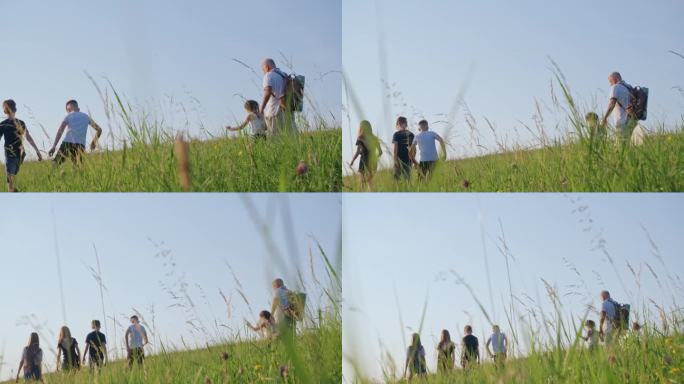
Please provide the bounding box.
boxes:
[16,332,44,382]
[245,310,277,339]
[582,319,598,351]
[226,100,267,138]
[349,120,382,189]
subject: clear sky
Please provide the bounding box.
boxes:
[1,0,341,159]
[342,193,684,382]
[342,0,684,171]
[0,193,340,380]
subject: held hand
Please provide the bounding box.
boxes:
[90,140,97,151]
[37,152,43,161]
[48,147,56,157]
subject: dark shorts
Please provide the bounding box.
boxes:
[394,161,412,180]
[418,161,436,177]
[89,353,105,367]
[54,142,85,165]
[23,366,41,381]
[128,347,145,366]
[5,152,25,177]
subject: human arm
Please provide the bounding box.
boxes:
[102,342,108,365]
[261,87,272,115]
[602,99,617,127]
[56,348,61,371]
[244,318,261,331]
[503,334,508,355]
[227,115,252,132]
[16,357,24,382]
[485,337,493,357]
[392,142,398,166]
[82,342,89,364]
[436,134,446,160]
[599,311,606,339]
[350,144,362,166]
[49,121,68,156]
[89,119,103,151]
[409,143,418,165]
[125,328,131,352]
[24,129,42,161]
[142,328,149,346]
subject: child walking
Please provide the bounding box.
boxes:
[245,310,278,339]
[226,100,267,138]
[350,120,382,189]
[0,99,42,192]
[582,319,598,352]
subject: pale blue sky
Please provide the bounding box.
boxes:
[1,0,341,159]
[0,193,341,380]
[342,194,684,381]
[343,0,684,170]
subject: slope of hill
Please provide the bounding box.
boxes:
[344,130,684,192]
[3,319,341,384]
[11,129,341,192]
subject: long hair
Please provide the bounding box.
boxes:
[27,332,39,347]
[411,333,422,349]
[357,120,374,140]
[59,326,73,349]
[439,329,451,349]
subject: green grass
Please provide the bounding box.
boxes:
[12,129,341,192]
[2,317,341,384]
[385,330,684,383]
[344,128,684,192]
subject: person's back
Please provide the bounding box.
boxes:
[489,332,506,355]
[437,341,455,371]
[63,111,90,146]
[22,344,43,379]
[58,337,79,369]
[393,129,414,165]
[0,117,25,158]
[413,130,439,163]
[263,68,287,118]
[462,334,479,363]
[85,330,107,364]
[407,344,426,374]
[127,324,146,349]
[247,112,267,137]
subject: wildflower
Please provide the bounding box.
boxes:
[462,179,471,189]
[280,365,289,379]
[663,355,673,366]
[220,351,229,361]
[253,363,262,371]
[204,377,212,384]
[296,161,308,176]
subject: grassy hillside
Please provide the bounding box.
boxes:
[12,129,341,192]
[344,129,684,192]
[381,330,684,384]
[3,318,341,383]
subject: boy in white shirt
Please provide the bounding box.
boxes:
[410,120,445,179]
[49,99,102,165]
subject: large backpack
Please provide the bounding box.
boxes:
[276,71,305,113]
[621,83,649,121]
[287,291,307,321]
[610,299,631,330]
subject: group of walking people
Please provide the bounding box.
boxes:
[16,316,148,382]
[1,58,304,192]
[350,117,446,188]
[404,325,508,380]
[402,289,632,380]
[0,99,102,192]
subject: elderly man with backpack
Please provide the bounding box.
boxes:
[601,72,648,142]
[599,290,630,344]
[259,58,304,136]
